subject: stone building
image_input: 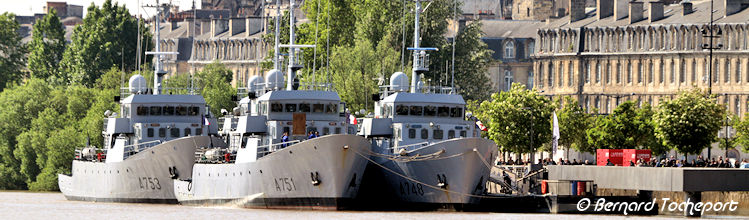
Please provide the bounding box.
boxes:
[534,0,749,116]
[480,20,541,92]
[512,0,557,20]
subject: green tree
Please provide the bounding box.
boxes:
[194,62,237,117]
[27,9,66,82]
[586,101,651,149]
[557,96,594,153]
[0,12,26,91]
[733,113,749,153]
[654,89,725,155]
[61,0,151,86]
[471,83,555,154]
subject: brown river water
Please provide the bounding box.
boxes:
[0,191,708,219]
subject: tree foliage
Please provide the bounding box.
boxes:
[27,9,65,82]
[61,0,151,86]
[586,101,654,150]
[471,83,555,153]
[0,12,27,91]
[653,89,725,155]
[165,61,236,116]
[556,96,593,153]
[733,113,749,153]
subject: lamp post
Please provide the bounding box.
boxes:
[521,107,535,164]
[701,2,722,158]
[724,115,732,158]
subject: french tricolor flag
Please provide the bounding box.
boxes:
[476,120,487,131]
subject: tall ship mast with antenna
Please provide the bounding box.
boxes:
[355,0,497,210]
[173,0,369,210]
[57,0,226,203]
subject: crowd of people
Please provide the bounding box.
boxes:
[496,155,749,168]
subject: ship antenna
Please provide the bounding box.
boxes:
[409,0,436,93]
[450,0,456,93]
[145,0,178,95]
[281,0,315,91]
[273,0,281,70]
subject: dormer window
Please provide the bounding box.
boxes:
[504,41,515,59]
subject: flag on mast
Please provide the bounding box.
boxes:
[552,111,559,155]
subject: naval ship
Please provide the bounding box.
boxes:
[173,0,369,210]
[354,0,497,210]
[57,0,225,203]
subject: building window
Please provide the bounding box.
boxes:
[615,63,621,84]
[528,41,535,55]
[527,71,534,88]
[638,62,643,83]
[659,61,665,84]
[692,60,697,83]
[739,61,743,83]
[714,59,720,83]
[596,62,601,83]
[568,62,573,87]
[648,62,654,83]
[680,60,686,83]
[670,60,675,83]
[558,65,563,87]
[627,62,632,84]
[538,64,544,89]
[504,70,514,91]
[504,41,515,59]
[585,62,591,83]
[548,63,554,88]
[735,96,740,115]
[725,61,731,83]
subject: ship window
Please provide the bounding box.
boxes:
[396,105,409,115]
[313,104,324,113]
[184,128,191,137]
[460,130,467,137]
[424,106,437,116]
[261,103,268,114]
[450,107,463,118]
[421,129,428,139]
[285,104,297,112]
[159,128,166,137]
[176,106,188,115]
[189,107,200,116]
[433,129,444,139]
[408,129,416,139]
[326,104,337,114]
[335,127,341,134]
[150,106,162,115]
[163,106,175,116]
[323,127,330,135]
[448,130,456,139]
[171,128,180,137]
[147,128,154,137]
[437,107,450,117]
[137,106,149,116]
[195,128,202,136]
[409,106,423,116]
[299,103,311,112]
[271,103,283,112]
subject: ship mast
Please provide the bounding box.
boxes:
[281,0,315,91]
[145,0,178,95]
[409,0,436,93]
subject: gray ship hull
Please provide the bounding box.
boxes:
[357,138,497,210]
[58,136,225,203]
[174,134,369,210]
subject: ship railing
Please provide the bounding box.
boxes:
[377,85,455,97]
[256,140,301,158]
[122,140,163,159]
[238,82,336,100]
[119,87,199,97]
[391,141,430,153]
[74,147,108,162]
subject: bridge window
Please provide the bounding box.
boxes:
[184,128,191,137]
[171,128,180,137]
[450,107,463,118]
[150,106,162,115]
[313,104,324,113]
[437,107,450,117]
[326,104,338,114]
[189,107,200,116]
[421,129,428,139]
[448,130,456,139]
[433,129,444,139]
[408,129,416,139]
[159,128,166,137]
[195,128,202,136]
[176,106,188,116]
[163,106,175,116]
[424,106,437,116]
[147,128,154,137]
[460,130,467,137]
[137,106,149,116]
[299,103,311,112]
[271,103,283,112]
[323,127,330,135]
[396,105,409,115]
[285,104,297,112]
[409,106,423,116]
[335,127,341,134]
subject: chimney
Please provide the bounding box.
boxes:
[597,0,614,19]
[187,18,195,37]
[649,1,664,22]
[682,2,693,15]
[614,0,628,20]
[171,20,178,31]
[211,17,228,37]
[570,0,587,22]
[229,17,245,36]
[725,0,749,16]
[245,17,263,37]
[629,1,644,24]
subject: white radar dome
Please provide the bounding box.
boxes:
[247,75,265,92]
[265,69,283,90]
[128,74,148,94]
[389,72,409,92]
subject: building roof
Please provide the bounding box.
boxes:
[480,20,544,38]
[543,0,749,30]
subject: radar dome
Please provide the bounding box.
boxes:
[265,69,283,90]
[247,75,265,92]
[128,74,148,94]
[389,72,409,92]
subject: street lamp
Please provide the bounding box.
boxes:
[701,0,723,95]
[724,115,732,158]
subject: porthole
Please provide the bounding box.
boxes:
[259,170,263,174]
